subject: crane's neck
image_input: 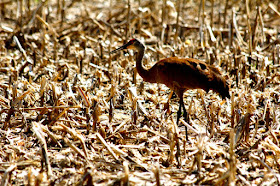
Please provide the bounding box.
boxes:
[135,46,155,83]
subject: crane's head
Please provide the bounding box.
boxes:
[215,78,231,100]
[111,38,144,54]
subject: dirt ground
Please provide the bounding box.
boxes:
[0,0,280,185]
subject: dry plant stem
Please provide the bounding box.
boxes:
[196,135,203,179]
[244,113,251,143]
[269,3,280,17]
[229,129,236,185]
[232,8,246,46]
[19,0,23,27]
[137,0,142,35]
[217,2,221,29]
[198,0,202,24]
[56,0,60,19]
[250,154,280,185]
[231,91,235,128]
[133,67,137,85]
[125,0,131,42]
[175,131,181,168]
[96,132,119,161]
[40,77,47,106]
[36,14,59,38]
[209,103,215,138]
[215,170,230,185]
[12,81,18,101]
[109,0,112,19]
[59,123,88,158]
[144,127,170,143]
[245,0,252,56]
[223,0,229,28]
[77,87,90,107]
[112,119,128,134]
[13,36,31,64]
[180,119,200,135]
[2,1,280,185]
[207,24,216,43]
[210,0,214,28]
[108,32,112,68]
[199,91,210,131]
[174,0,182,44]
[2,105,81,112]
[162,0,166,25]
[80,39,86,74]
[61,0,65,28]
[41,125,62,148]
[64,137,88,161]
[252,6,259,50]
[27,167,32,186]
[275,45,280,65]
[128,87,150,117]
[35,172,44,185]
[77,168,93,186]
[49,108,69,126]
[53,35,58,61]
[153,163,161,186]
[32,122,52,177]
[122,161,129,186]
[202,0,205,26]
[229,10,233,48]
[199,0,205,50]
[253,116,259,141]
[269,131,279,147]
[161,0,166,44]
[109,144,128,157]
[0,164,17,186]
[3,108,13,129]
[109,98,114,122]
[168,131,175,166]
[41,8,46,57]
[99,40,103,59]
[99,20,122,37]
[258,7,265,45]
[12,89,33,106]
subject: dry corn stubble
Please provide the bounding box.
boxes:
[0,0,280,185]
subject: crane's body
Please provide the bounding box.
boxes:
[140,56,229,100]
[111,38,230,129]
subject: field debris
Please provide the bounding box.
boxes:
[0,0,280,185]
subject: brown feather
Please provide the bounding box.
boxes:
[146,57,229,99]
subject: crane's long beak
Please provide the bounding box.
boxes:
[110,42,131,54]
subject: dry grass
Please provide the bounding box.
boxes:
[0,0,280,185]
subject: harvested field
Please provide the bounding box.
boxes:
[0,0,280,185]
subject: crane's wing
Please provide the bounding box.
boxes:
[150,57,230,98]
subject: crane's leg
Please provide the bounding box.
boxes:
[175,96,184,168]
[176,96,183,125]
[182,101,189,141]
